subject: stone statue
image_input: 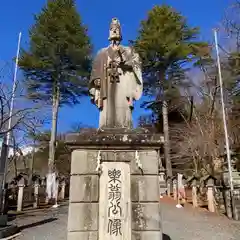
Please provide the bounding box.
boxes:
[89,18,143,128]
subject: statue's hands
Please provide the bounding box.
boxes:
[94,78,101,87]
[119,60,133,71]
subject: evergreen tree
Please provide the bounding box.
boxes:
[19,0,92,191]
[134,5,209,176]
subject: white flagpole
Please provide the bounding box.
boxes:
[6,32,22,146]
[1,32,22,214]
[213,29,235,215]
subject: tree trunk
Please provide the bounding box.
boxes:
[12,138,18,178]
[22,155,27,171]
[49,87,60,173]
[46,85,60,203]
[13,156,17,179]
[159,70,172,177]
[162,100,172,177]
[28,141,35,185]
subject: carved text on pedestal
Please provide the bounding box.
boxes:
[107,169,122,236]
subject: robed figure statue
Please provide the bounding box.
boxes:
[89,18,143,128]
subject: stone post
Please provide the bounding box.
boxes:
[206,178,215,212]
[33,180,40,208]
[45,187,49,204]
[52,177,59,207]
[177,174,186,206]
[59,179,66,200]
[182,178,187,204]
[201,175,216,213]
[40,177,46,187]
[40,177,48,204]
[192,179,198,208]
[232,189,240,221]
[224,188,233,219]
[173,178,177,200]
[66,128,164,240]
[159,167,166,197]
[166,177,171,197]
[17,178,25,212]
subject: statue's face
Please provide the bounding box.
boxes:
[109,18,122,42]
[108,18,122,42]
[109,26,121,41]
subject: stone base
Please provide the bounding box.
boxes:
[66,128,164,150]
[66,128,163,240]
[67,150,162,240]
[0,225,19,239]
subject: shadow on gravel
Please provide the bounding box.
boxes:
[8,213,39,222]
[19,217,58,230]
[163,233,172,240]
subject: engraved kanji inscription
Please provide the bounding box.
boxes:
[107,168,123,236]
[108,219,122,236]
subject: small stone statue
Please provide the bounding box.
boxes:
[89,18,143,128]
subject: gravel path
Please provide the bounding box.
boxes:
[161,198,240,240]
[12,200,240,240]
[12,205,68,240]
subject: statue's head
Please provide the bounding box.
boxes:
[108,18,122,42]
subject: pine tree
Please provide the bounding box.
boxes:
[19,0,92,196]
[134,5,209,176]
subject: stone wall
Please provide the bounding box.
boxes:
[131,151,161,240]
[67,150,162,240]
[68,151,99,240]
[233,189,240,221]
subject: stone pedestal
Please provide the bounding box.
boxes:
[192,184,198,208]
[205,177,216,213]
[207,185,215,212]
[17,185,24,212]
[33,182,40,208]
[17,178,25,212]
[166,178,171,197]
[66,128,164,240]
[172,178,177,200]
[59,180,66,200]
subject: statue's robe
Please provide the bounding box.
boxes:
[89,45,143,128]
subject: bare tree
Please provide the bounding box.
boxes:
[0,61,48,185]
[223,0,240,51]
[170,58,227,177]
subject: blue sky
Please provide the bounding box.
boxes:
[0,0,231,132]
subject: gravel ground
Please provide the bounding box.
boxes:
[12,205,68,240]
[161,198,240,240]
[12,200,240,240]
